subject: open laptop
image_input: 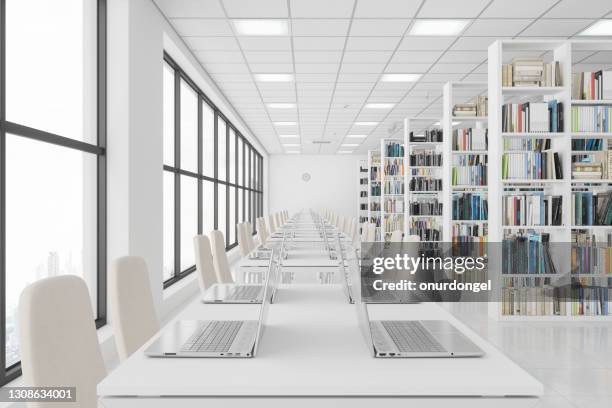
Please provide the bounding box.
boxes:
[203,235,287,304]
[144,250,277,358]
[348,249,484,358]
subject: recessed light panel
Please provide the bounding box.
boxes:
[579,20,612,36]
[409,20,468,36]
[255,74,294,82]
[380,73,421,82]
[233,20,288,36]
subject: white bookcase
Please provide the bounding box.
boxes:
[442,82,489,249]
[488,39,612,320]
[358,159,368,232]
[404,117,445,242]
[367,149,382,241]
[380,138,407,241]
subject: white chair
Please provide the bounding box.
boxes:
[390,230,403,242]
[268,214,277,234]
[275,212,283,229]
[210,230,234,283]
[337,215,345,232]
[348,217,357,241]
[237,223,251,257]
[257,217,268,245]
[109,256,160,361]
[194,235,219,291]
[245,222,257,251]
[366,222,377,242]
[19,275,106,408]
[360,222,369,242]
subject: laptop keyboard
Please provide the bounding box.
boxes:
[381,321,445,353]
[181,321,243,353]
[226,285,262,301]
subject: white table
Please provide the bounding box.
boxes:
[98,285,543,407]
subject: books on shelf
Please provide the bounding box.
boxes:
[501,151,563,180]
[383,158,404,176]
[409,198,442,216]
[502,193,562,226]
[571,105,612,133]
[409,129,442,143]
[502,100,564,133]
[384,215,404,234]
[383,180,404,195]
[383,197,404,214]
[408,219,441,242]
[501,282,563,316]
[572,191,612,226]
[572,151,608,179]
[572,138,604,151]
[571,230,612,275]
[572,71,612,100]
[409,150,442,167]
[503,58,561,87]
[453,193,488,221]
[504,138,550,151]
[370,166,379,181]
[370,183,381,197]
[408,176,442,192]
[452,222,487,257]
[569,281,610,316]
[370,201,381,212]
[452,128,488,151]
[452,96,488,117]
[384,142,404,157]
[502,232,557,275]
[452,154,488,186]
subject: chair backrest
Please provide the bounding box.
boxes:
[268,214,277,233]
[337,215,345,231]
[245,222,256,251]
[275,212,283,229]
[210,230,234,283]
[366,222,377,242]
[110,256,160,361]
[257,217,268,244]
[348,217,357,241]
[360,222,369,242]
[237,223,250,257]
[19,275,106,408]
[193,235,218,291]
[390,230,403,242]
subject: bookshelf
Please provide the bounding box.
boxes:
[358,159,368,233]
[367,149,382,241]
[404,117,445,242]
[488,39,612,321]
[442,82,489,252]
[380,138,407,241]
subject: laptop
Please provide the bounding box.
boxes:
[348,249,484,358]
[203,236,287,304]
[144,250,277,358]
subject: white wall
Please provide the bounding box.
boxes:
[269,155,366,219]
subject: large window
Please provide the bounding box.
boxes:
[0,0,106,385]
[162,53,264,288]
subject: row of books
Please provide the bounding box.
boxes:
[409,199,443,216]
[370,184,381,197]
[383,159,404,176]
[452,224,487,257]
[502,232,557,275]
[383,198,404,214]
[571,71,612,100]
[408,219,442,242]
[572,138,605,151]
[502,59,562,87]
[408,177,442,192]
[409,151,442,167]
[502,101,564,133]
[370,167,379,181]
[384,216,404,234]
[452,128,488,151]
[384,142,404,158]
[501,151,563,180]
[409,129,442,143]
[360,203,367,211]
[452,154,488,186]
[383,180,404,195]
[571,231,612,274]
[359,177,368,185]
[570,105,612,133]
[501,286,565,316]
[504,138,551,152]
[571,151,612,179]
[370,202,381,212]
[572,191,612,226]
[452,193,488,221]
[452,96,487,117]
[502,194,562,226]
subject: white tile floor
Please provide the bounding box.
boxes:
[446,303,612,408]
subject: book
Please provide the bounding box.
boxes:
[502,101,564,132]
[501,151,563,180]
[502,194,562,226]
[452,193,488,221]
[452,153,487,186]
[409,129,442,143]
[452,128,488,151]
[571,105,612,133]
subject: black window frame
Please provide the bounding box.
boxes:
[0,0,107,386]
[163,53,263,289]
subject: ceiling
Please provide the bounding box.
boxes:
[153,0,612,155]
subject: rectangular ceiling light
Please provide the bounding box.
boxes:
[381,73,421,82]
[337,150,353,154]
[354,122,378,126]
[274,121,297,126]
[267,103,295,109]
[233,20,288,36]
[255,73,294,82]
[342,143,359,147]
[347,134,368,138]
[279,134,299,138]
[579,20,612,36]
[409,20,468,36]
[365,103,395,109]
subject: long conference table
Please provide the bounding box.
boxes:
[98,211,543,407]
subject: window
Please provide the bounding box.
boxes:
[162,53,264,288]
[0,0,106,385]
